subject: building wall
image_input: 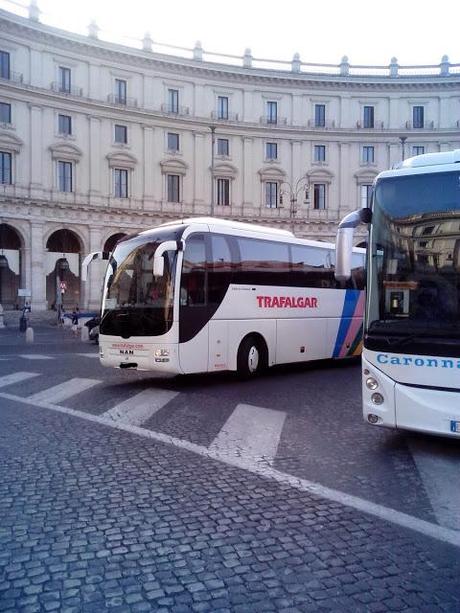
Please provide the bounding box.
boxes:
[0,8,460,309]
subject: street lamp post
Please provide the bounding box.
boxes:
[279,175,310,233]
[210,125,216,217]
[399,136,407,161]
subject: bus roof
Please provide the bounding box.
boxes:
[157,217,294,237]
[378,148,460,180]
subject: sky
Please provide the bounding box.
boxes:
[3,0,459,67]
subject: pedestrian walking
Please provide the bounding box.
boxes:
[71,307,79,336]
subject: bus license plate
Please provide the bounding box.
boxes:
[450,421,460,434]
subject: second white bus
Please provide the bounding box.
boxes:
[84,217,365,377]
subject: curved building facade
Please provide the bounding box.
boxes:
[0,6,459,310]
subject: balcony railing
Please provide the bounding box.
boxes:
[405,120,435,129]
[161,103,190,115]
[50,82,83,97]
[0,70,23,83]
[259,116,288,126]
[211,111,239,121]
[356,120,385,129]
[307,119,336,129]
[107,94,138,108]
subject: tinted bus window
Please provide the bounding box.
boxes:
[208,235,234,304]
[290,244,335,288]
[235,238,291,286]
[181,234,207,306]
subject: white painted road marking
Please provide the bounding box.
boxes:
[18,354,54,360]
[28,378,101,404]
[1,388,460,549]
[102,389,178,426]
[209,403,286,465]
[0,372,40,388]
[76,353,100,359]
[410,439,460,531]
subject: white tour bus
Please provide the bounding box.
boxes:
[336,149,460,437]
[84,218,365,377]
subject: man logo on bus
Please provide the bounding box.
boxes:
[256,295,318,309]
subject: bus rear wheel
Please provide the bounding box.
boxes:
[237,335,266,379]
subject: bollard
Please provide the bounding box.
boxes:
[26,327,34,343]
[80,325,89,342]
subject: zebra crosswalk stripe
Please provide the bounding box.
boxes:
[18,354,54,360]
[209,403,286,465]
[0,372,40,388]
[102,389,178,426]
[28,378,101,404]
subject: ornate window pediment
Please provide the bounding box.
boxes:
[160,157,188,176]
[213,162,238,179]
[354,168,378,184]
[258,166,286,182]
[106,151,137,169]
[0,131,23,153]
[49,142,83,161]
[307,168,334,184]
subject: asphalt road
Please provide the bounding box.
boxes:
[1,325,459,612]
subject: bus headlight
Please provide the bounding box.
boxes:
[371,392,384,405]
[154,348,170,357]
[366,377,379,390]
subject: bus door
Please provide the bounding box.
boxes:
[178,234,209,373]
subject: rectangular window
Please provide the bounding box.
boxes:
[265,181,278,208]
[217,96,228,120]
[266,101,277,124]
[168,89,179,113]
[0,51,10,80]
[363,105,374,128]
[360,184,372,208]
[115,79,127,104]
[217,138,229,156]
[0,151,12,184]
[114,124,127,144]
[167,132,180,152]
[314,145,326,162]
[314,104,325,127]
[217,178,230,206]
[58,67,71,93]
[114,168,128,198]
[266,142,278,160]
[58,114,72,135]
[412,145,425,156]
[413,105,424,128]
[362,145,375,164]
[167,174,180,202]
[313,184,326,210]
[0,102,11,124]
[58,161,73,192]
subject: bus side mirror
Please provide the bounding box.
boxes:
[81,251,110,281]
[153,240,183,277]
[335,208,371,281]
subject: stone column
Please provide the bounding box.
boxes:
[30,222,47,311]
[143,126,155,202]
[193,131,205,206]
[89,117,101,201]
[88,63,100,100]
[242,137,253,207]
[338,142,350,215]
[29,49,42,87]
[87,226,103,310]
[30,105,43,198]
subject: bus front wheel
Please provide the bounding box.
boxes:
[237,335,266,379]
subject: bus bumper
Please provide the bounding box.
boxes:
[363,355,460,437]
[99,338,182,374]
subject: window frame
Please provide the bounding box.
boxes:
[314,104,326,128]
[360,184,373,208]
[114,124,128,144]
[167,173,180,203]
[217,95,229,120]
[266,101,278,124]
[0,102,11,124]
[413,105,424,129]
[113,167,129,198]
[362,145,375,164]
[313,183,326,210]
[167,132,180,153]
[313,144,326,163]
[216,177,230,206]
[217,138,229,157]
[0,51,10,80]
[412,145,425,156]
[265,181,278,208]
[168,88,179,113]
[58,114,72,136]
[363,105,375,129]
[58,66,71,93]
[57,160,73,193]
[114,78,127,104]
[0,151,12,185]
[265,142,278,161]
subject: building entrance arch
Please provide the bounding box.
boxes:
[45,229,82,310]
[0,224,22,309]
[104,233,127,253]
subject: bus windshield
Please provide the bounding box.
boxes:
[366,170,460,353]
[100,227,183,338]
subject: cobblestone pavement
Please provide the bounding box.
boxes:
[1,327,460,611]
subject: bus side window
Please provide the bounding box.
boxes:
[208,235,233,304]
[181,234,207,306]
[290,245,332,288]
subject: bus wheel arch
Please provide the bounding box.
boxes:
[237,333,268,379]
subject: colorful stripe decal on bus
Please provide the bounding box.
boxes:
[332,290,365,358]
